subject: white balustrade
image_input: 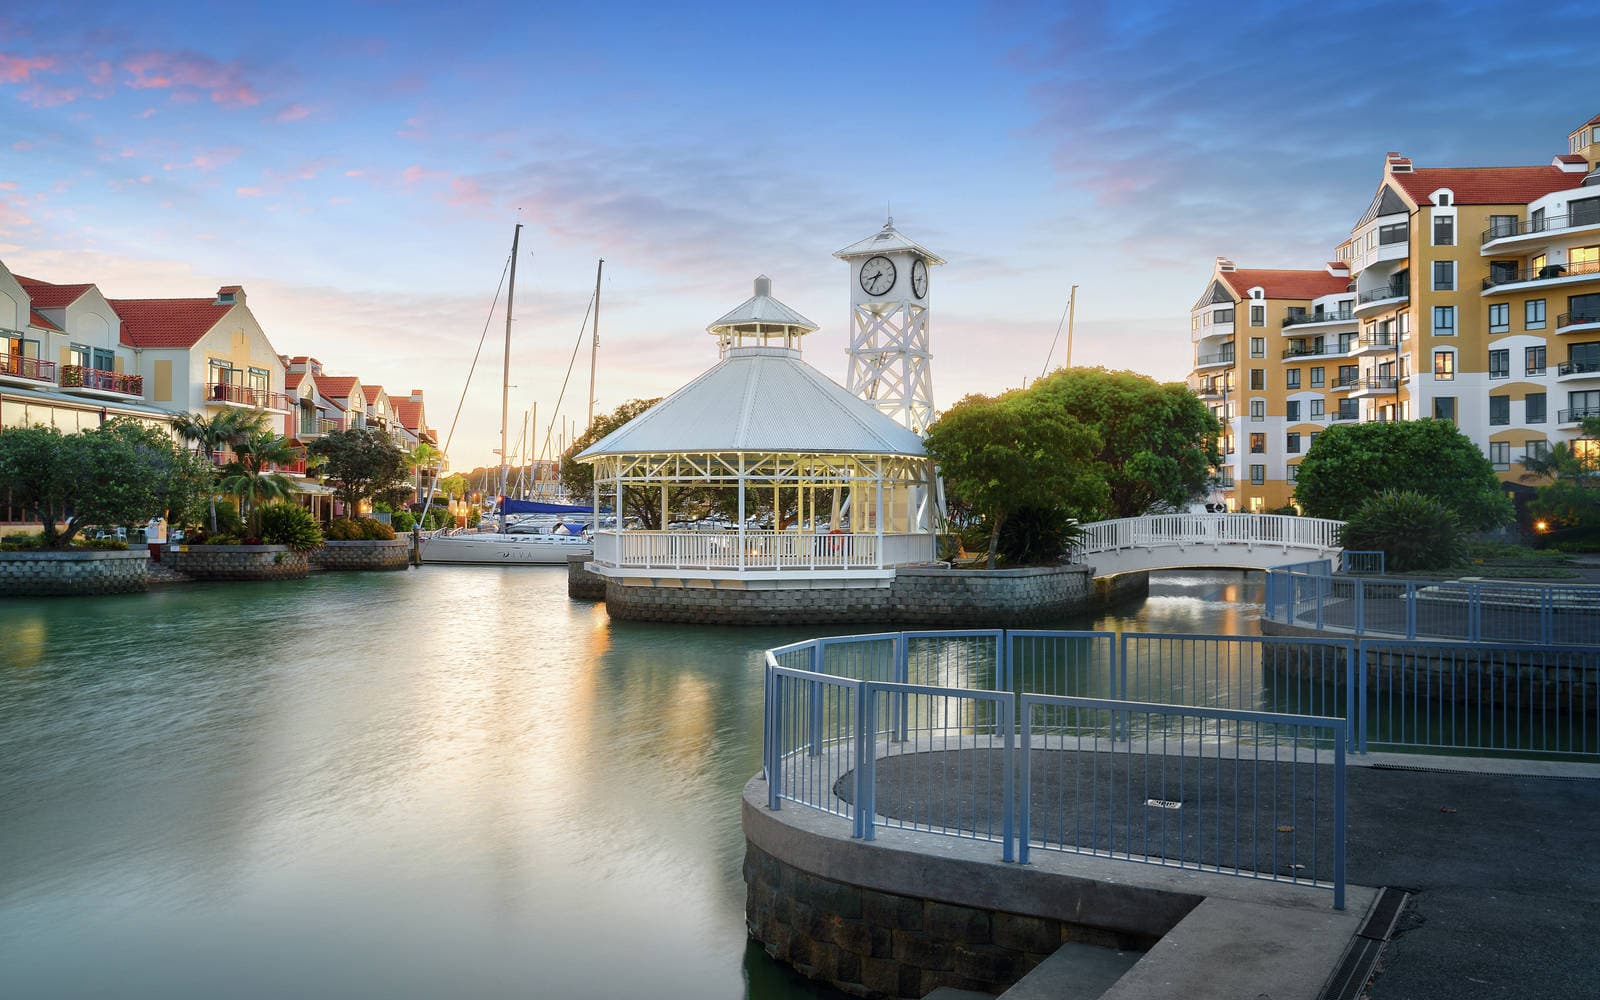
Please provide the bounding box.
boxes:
[1074,514,1344,557]
[591,530,934,572]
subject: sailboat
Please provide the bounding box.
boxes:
[420,224,595,566]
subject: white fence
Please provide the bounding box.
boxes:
[590,530,934,573]
[1073,514,1344,575]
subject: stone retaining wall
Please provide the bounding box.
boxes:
[0,549,149,596]
[310,539,412,572]
[568,554,607,600]
[164,544,309,581]
[595,564,1138,626]
[1095,570,1151,607]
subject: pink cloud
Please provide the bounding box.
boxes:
[87,61,113,87]
[400,164,440,185]
[344,169,364,177]
[447,176,492,208]
[0,54,54,83]
[276,103,311,122]
[12,140,33,151]
[235,186,264,197]
[136,107,157,119]
[0,181,16,190]
[122,50,261,107]
[20,83,77,107]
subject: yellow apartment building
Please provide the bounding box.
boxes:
[1190,113,1600,511]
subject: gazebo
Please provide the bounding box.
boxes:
[577,276,939,582]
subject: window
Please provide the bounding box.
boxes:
[1286,369,1301,389]
[1574,198,1600,227]
[1191,316,1199,332]
[247,367,270,392]
[1527,299,1546,330]
[1399,312,1410,336]
[1572,293,1600,326]
[1310,398,1325,418]
[1433,261,1455,291]
[1573,340,1600,375]
[1250,305,1265,327]
[1433,306,1456,335]
[1249,400,1265,421]
[1249,432,1265,453]
[1310,432,1321,447]
[1213,308,1232,324]
[1526,392,1546,423]
[1433,214,1454,246]
[1286,432,1301,454]
[208,359,235,385]
[1250,369,1265,390]
[1378,222,1407,245]
[1286,400,1301,422]
[1489,349,1509,379]
[1434,396,1457,422]
[1489,396,1510,425]
[1488,303,1509,334]
[1286,464,1298,483]
[1337,364,1359,387]
[1338,331,1357,352]
[1433,351,1455,380]
[1525,440,1550,462]
[1487,214,1517,240]
[68,343,90,368]
[1489,442,1510,468]
[1571,390,1600,420]
[1572,246,1600,272]
[1249,464,1265,485]
[1437,193,1452,207]
[1526,346,1546,376]
[1249,337,1265,358]
[91,347,114,371]
[1310,366,1325,388]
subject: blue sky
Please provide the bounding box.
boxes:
[1,1,1596,466]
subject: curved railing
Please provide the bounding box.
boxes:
[1073,514,1344,558]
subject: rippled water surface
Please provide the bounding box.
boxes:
[0,567,1259,998]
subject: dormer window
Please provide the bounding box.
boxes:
[216,292,236,305]
[1436,193,1451,207]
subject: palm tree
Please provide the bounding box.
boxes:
[171,409,270,531]
[407,441,441,501]
[220,430,299,533]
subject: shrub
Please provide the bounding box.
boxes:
[1339,490,1462,572]
[391,510,417,532]
[325,517,363,541]
[422,506,454,531]
[359,517,395,541]
[256,503,324,553]
[212,499,245,536]
[995,506,1081,566]
[1267,505,1298,516]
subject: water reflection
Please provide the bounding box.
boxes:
[0,567,1259,999]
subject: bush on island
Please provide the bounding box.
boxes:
[1339,490,1462,572]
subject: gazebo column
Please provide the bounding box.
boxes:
[737,455,746,573]
[874,458,885,568]
[660,483,669,529]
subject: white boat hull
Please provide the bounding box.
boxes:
[420,532,592,565]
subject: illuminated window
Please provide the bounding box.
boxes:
[1433,351,1455,380]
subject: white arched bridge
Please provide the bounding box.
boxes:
[1071,513,1344,577]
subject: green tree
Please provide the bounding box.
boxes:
[559,398,664,528]
[220,430,299,532]
[1030,367,1220,517]
[438,473,469,500]
[171,407,268,531]
[1339,490,1463,571]
[1293,419,1512,530]
[925,391,1106,568]
[406,441,441,501]
[0,419,180,548]
[310,427,410,514]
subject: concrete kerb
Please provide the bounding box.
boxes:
[744,774,1379,1000]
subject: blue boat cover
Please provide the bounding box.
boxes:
[498,497,601,515]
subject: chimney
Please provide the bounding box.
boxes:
[1215,257,1235,273]
[754,274,772,297]
[1385,152,1412,174]
[215,285,245,306]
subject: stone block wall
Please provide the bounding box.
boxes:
[310,539,412,571]
[164,544,309,581]
[744,842,1143,999]
[568,555,607,600]
[0,549,149,596]
[1095,571,1151,607]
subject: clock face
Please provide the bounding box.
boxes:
[911,258,928,298]
[859,255,896,296]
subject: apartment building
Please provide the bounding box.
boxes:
[1189,113,1600,511]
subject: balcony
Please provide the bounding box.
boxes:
[1349,375,1400,397]
[1281,310,1355,329]
[1194,348,1235,370]
[1192,320,1235,344]
[1481,257,1600,292]
[1557,406,1600,426]
[1330,410,1362,422]
[1555,310,1600,335]
[1556,360,1600,381]
[0,355,56,388]
[207,382,293,411]
[1352,332,1400,354]
[1190,377,1227,399]
[1480,206,1600,250]
[1329,372,1363,391]
[296,416,345,439]
[1281,342,1344,360]
[60,366,143,399]
[1354,285,1409,316]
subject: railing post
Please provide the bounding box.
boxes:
[857,682,876,842]
[1353,578,1364,635]
[1001,692,1015,863]
[768,671,784,810]
[1018,696,1032,865]
[808,643,824,757]
[1540,586,1553,645]
[998,631,1011,691]
[1405,583,1417,640]
[1344,641,1358,753]
[1333,723,1347,911]
[893,634,909,742]
[1468,584,1482,643]
[1314,572,1326,630]
[1356,642,1369,754]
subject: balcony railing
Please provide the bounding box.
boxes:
[1196,350,1236,366]
[1331,411,1362,422]
[1356,375,1399,391]
[1557,360,1600,377]
[1281,343,1337,359]
[1331,372,1362,388]
[1282,311,1354,328]
[1556,311,1600,330]
[297,416,345,437]
[1557,407,1600,423]
[0,355,56,383]
[207,382,293,410]
[1481,207,1600,245]
[1482,258,1600,290]
[1357,332,1399,350]
[61,366,143,396]
[1357,285,1408,305]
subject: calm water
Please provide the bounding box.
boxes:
[0,568,1260,999]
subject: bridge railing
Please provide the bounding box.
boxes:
[1073,514,1344,559]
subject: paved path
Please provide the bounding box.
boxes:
[863,752,1600,999]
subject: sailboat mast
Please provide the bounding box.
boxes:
[588,258,603,428]
[499,223,522,530]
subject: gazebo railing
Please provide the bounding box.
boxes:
[591,529,934,572]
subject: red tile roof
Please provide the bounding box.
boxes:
[1557,154,1589,165]
[317,375,360,400]
[285,372,306,390]
[29,309,60,331]
[14,275,93,309]
[1220,269,1348,301]
[108,297,232,348]
[1584,112,1600,128]
[362,384,386,402]
[1390,166,1584,206]
[392,398,425,431]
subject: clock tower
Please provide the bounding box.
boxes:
[834,217,944,434]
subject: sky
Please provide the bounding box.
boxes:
[1,0,1597,468]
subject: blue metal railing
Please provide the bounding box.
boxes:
[1264,562,1600,646]
[1340,550,1386,575]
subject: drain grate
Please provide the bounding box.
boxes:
[1320,887,1410,1000]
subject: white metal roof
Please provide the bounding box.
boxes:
[706,275,818,335]
[833,218,947,265]
[577,346,926,460]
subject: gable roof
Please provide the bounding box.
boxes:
[14,275,94,310]
[29,309,60,331]
[392,398,426,431]
[285,371,307,390]
[1355,184,1411,227]
[108,297,232,348]
[362,384,387,403]
[1220,269,1348,301]
[317,375,361,400]
[1389,166,1584,206]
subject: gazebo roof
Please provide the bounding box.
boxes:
[577,346,926,460]
[707,275,818,336]
[833,218,947,265]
